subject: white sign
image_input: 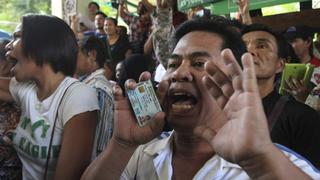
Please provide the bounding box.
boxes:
[313,0,320,8]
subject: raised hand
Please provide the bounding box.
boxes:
[194,49,273,164]
[236,0,252,24]
[236,0,249,16]
[156,0,171,9]
[112,72,166,147]
[70,14,79,23]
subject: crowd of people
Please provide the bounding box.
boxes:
[0,0,320,179]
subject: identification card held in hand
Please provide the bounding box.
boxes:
[126,80,162,127]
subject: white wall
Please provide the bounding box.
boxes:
[51,0,63,18]
[77,0,91,17]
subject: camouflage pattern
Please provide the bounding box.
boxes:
[151,8,175,68]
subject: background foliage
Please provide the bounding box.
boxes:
[0,0,51,34]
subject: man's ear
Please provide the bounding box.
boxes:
[306,37,312,48]
[276,58,285,74]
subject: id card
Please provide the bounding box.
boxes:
[126,80,162,127]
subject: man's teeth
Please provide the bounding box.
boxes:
[172,104,194,111]
[173,92,192,97]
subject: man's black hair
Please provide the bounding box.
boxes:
[21,14,78,76]
[79,35,107,68]
[95,11,107,18]
[173,16,247,64]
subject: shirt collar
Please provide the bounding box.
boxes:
[143,131,242,169]
[143,131,241,179]
[143,131,173,157]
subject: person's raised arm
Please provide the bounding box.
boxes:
[81,72,166,180]
[151,0,175,67]
[195,49,313,179]
[118,2,127,19]
[69,14,80,36]
[118,1,132,25]
[237,0,252,25]
[144,31,153,54]
[141,0,156,13]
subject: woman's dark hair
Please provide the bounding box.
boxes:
[173,16,247,64]
[282,38,300,63]
[106,17,118,26]
[118,54,153,91]
[88,1,100,10]
[21,14,78,76]
[79,35,107,68]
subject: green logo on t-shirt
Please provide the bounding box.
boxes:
[16,116,61,158]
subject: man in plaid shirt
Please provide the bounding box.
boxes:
[119,0,152,53]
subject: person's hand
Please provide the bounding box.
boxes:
[119,1,129,14]
[285,77,310,102]
[236,0,252,24]
[236,0,249,15]
[119,0,125,5]
[156,0,172,9]
[194,49,274,164]
[187,9,196,20]
[70,14,79,23]
[112,72,165,148]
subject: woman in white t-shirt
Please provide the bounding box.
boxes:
[0,14,99,180]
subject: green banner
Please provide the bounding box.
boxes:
[211,0,309,15]
[178,0,222,11]
[178,0,309,13]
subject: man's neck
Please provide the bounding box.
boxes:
[89,14,95,21]
[96,28,105,35]
[173,133,214,158]
[258,78,275,98]
[172,133,215,179]
[107,33,119,42]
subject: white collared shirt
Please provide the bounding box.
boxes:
[121,131,320,180]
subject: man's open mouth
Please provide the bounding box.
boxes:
[170,91,198,112]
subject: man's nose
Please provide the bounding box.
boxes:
[171,63,193,82]
[246,43,257,57]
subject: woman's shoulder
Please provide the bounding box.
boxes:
[62,77,95,94]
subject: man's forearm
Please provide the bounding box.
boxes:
[81,138,137,180]
[241,13,252,25]
[239,145,312,180]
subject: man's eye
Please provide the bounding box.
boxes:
[167,63,177,69]
[193,61,205,68]
[257,43,267,49]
